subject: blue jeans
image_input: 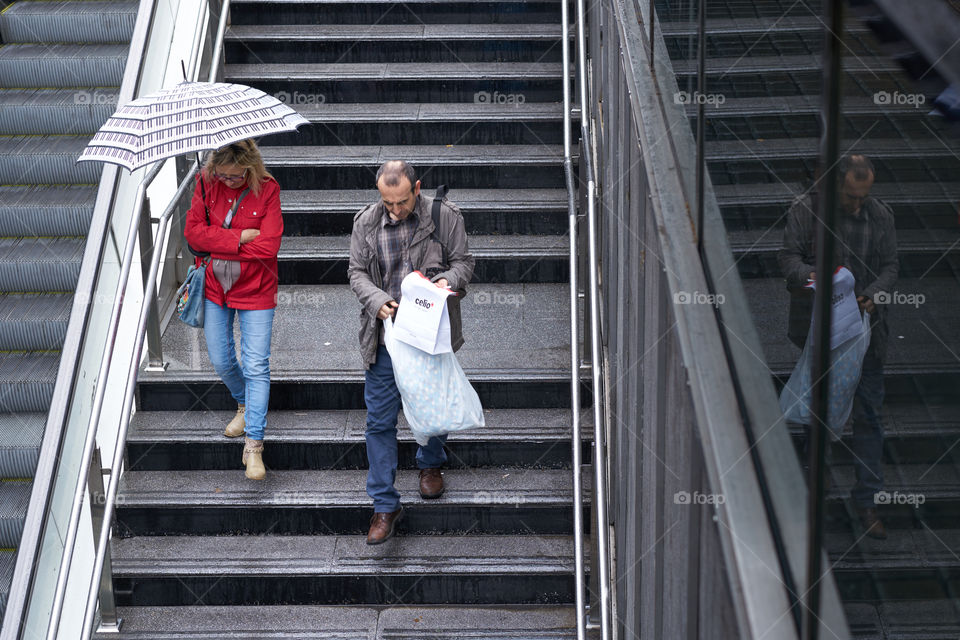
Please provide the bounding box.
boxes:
[203,299,274,441]
[850,351,885,508]
[365,345,447,512]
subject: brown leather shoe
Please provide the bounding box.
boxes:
[366,507,403,545]
[857,507,888,540]
[419,468,444,499]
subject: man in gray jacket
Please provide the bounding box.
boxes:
[778,154,898,540]
[348,160,475,544]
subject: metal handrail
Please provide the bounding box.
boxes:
[561,0,611,636]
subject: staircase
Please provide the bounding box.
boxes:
[0,0,136,619]
[656,0,960,637]
[100,0,589,635]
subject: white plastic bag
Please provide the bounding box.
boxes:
[392,271,456,354]
[384,317,485,445]
[779,311,871,437]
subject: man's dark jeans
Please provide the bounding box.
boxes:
[365,344,448,513]
[850,350,884,508]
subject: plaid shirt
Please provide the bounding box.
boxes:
[377,210,419,302]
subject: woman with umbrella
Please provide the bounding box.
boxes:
[184,139,282,481]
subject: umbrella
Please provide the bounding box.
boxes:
[77,81,309,171]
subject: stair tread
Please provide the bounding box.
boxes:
[227,24,565,41]
[100,605,581,638]
[728,228,960,253]
[111,534,574,575]
[146,283,571,380]
[0,42,128,59]
[683,94,933,117]
[707,136,957,160]
[117,468,575,507]
[671,54,902,75]
[0,353,60,382]
[261,144,565,166]
[829,463,960,499]
[286,102,572,122]
[744,276,960,375]
[128,408,585,442]
[714,181,960,205]
[662,16,869,36]
[827,528,960,569]
[280,188,568,213]
[225,62,565,81]
[278,234,567,259]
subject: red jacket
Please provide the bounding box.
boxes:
[183,173,283,310]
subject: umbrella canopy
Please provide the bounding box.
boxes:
[77,81,309,171]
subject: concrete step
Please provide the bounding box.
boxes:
[0,353,58,413]
[224,63,566,103]
[260,144,566,190]
[96,605,586,640]
[111,534,575,606]
[0,413,44,478]
[0,237,84,292]
[0,43,126,88]
[226,24,567,64]
[114,468,580,535]
[655,0,822,21]
[280,187,569,235]
[0,88,118,135]
[0,186,96,236]
[230,0,566,27]
[276,234,568,284]
[0,292,71,351]
[127,408,590,470]
[0,1,137,44]
[0,136,103,185]
[138,283,577,411]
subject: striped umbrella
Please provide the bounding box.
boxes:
[77,81,309,171]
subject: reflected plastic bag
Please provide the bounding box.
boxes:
[779,311,871,437]
[384,318,485,445]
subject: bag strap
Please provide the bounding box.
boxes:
[222,187,251,229]
[431,185,448,266]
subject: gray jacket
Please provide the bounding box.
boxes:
[348,193,475,368]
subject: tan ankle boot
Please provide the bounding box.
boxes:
[224,404,245,438]
[242,437,265,480]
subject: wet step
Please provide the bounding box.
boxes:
[654,0,822,21]
[848,600,960,640]
[127,408,590,470]
[664,22,874,61]
[0,136,103,185]
[114,468,581,535]
[277,235,568,284]
[280,187,568,235]
[230,0,566,26]
[0,353,58,413]
[0,413,44,477]
[260,144,566,190]
[111,534,576,606]
[0,43,127,88]
[225,63,566,103]
[96,605,587,640]
[0,88,118,136]
[0,293,72,351]
[226,24,567,64]
[137,283,578,411]
[0,481,30,547]
[0,238,84,292]
[0,0,137,44]
[0,186,97,237]
[268,102,574,146]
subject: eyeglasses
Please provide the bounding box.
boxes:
[214,168,247,183]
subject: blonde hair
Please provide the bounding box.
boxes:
[204,139,274,196]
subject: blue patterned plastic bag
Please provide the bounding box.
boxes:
[779,311,871,436]
[384,318,485,445]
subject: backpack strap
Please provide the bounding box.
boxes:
[431,185,449,266]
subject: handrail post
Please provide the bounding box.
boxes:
[87,449,121,633]
[140,195,168,371]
